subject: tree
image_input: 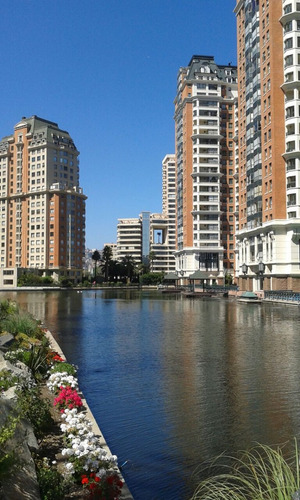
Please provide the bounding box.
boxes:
[120,255,136,282]
[107,260,123,282]
[91,250,101,279]
[148,251,156,272]
[101,245,113,282]
[140,272,164,285]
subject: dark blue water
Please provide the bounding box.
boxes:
[2,289,300,499]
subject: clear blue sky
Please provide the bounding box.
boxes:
[1,0,237,249]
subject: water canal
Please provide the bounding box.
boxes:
[1,289,300,499]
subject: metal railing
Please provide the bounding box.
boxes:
[264,290,300,303]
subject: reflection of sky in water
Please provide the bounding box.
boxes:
[2,290,300,500]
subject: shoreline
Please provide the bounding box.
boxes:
[45,329,134,500]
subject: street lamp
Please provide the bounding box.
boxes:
[258,261,265,290]
[241,263,248,275]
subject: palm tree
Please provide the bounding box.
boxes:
[101,245,113,282]
[121,255,136,283]
[91,250,101,279]
[148,251,156,272]
[107,260,122,282]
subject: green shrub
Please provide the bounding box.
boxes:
[0,414,19,479]
[40,276,54,285]
[0,300,17,321]
[140,272,164,285]
[17,388,53,438]
[2,313,40,338]
[21,345,50,380]
[0,370,19,391]
[35,459,68,500]
[59,277,73,288]
[18,272,42,286]
[49,362,77,377]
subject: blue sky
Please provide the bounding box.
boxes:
[1,0,237,249]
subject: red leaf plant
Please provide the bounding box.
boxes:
[81,472,123,499]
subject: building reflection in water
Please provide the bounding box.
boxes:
[160,299,300,469]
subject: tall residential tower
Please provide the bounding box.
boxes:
[235,0,300,291]
[174,55,238,279]
[0,116,86,286]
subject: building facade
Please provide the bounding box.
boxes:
[0,116,86,286]
[174,55,238,280]
[117,217,143,264]
[161,154,176,271]
[235,0,300,291]
[116,155,176,274]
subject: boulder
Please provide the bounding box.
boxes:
[0,399,40,499]
[0,333,14,349]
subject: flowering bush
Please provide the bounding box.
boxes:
[81,471,123,499]
[54,386,83,411]
[47,371,78,392]
[45,347,124,498]
[4,348,25,363]
[57,407,123,498]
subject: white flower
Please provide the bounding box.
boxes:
[65,462,75,474]
[97,468,106,478]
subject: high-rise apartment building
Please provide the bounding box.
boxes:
[174,55,238,279]
[0,116,86,286]
[117,216,143,264]
[116,155,176,273]
[161,154,176,272]
[234,0,300,291]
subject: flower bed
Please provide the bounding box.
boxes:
[0,300,127,499]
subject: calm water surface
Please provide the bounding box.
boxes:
[2,289,300,499]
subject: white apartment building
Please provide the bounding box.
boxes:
[174,56,238,279]
[116,218,142,263]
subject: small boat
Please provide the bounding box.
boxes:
[238,291,261,304]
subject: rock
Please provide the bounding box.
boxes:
[0,399,41,500]
[0,333,14,349]
[1,386,18,401]
[0,358,29,378]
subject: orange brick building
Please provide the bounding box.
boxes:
[235,0,300,291]
[0,116,86,286]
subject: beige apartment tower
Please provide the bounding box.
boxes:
[174,55,238,280]
[116,155,176,274]
[235,0,300,291]
[0,116,86,286]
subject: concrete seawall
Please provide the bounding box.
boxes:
[45,330,134,500]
